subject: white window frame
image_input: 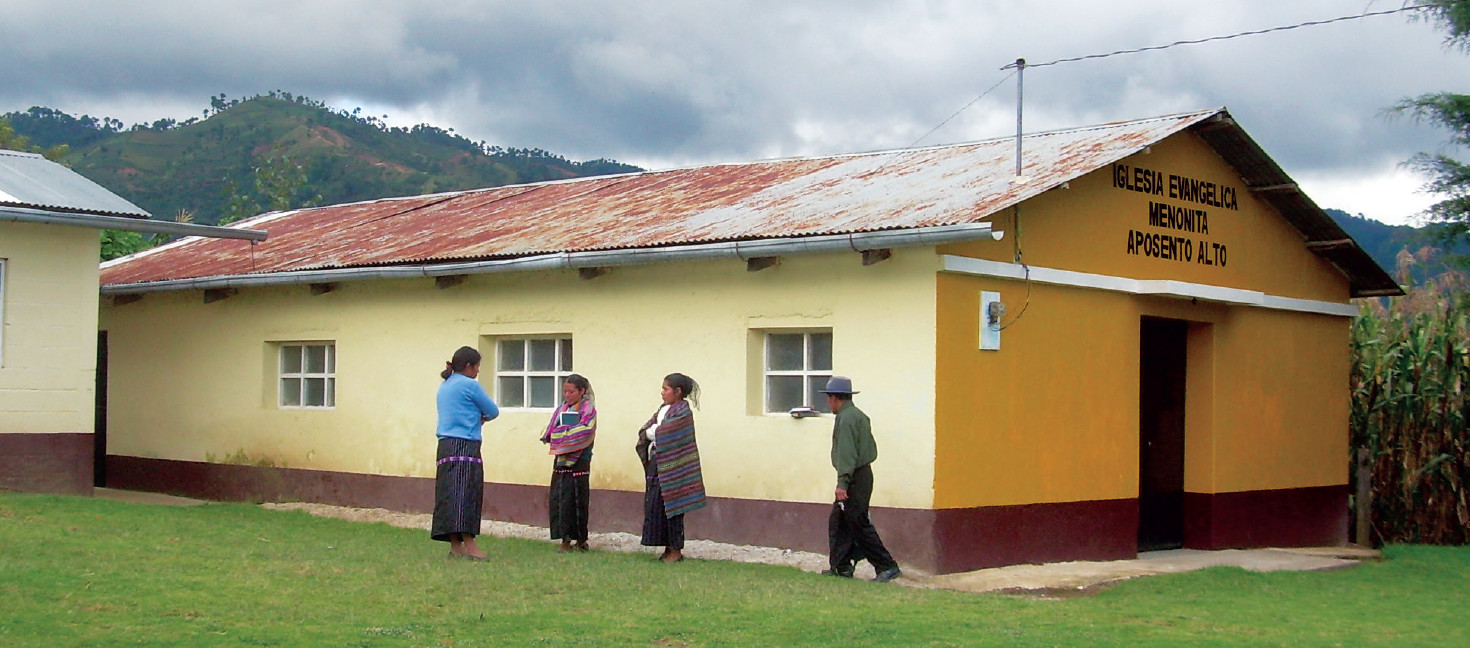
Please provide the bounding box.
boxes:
[763,330,833,414]
[277,342,336,409]
[494,336,573,410]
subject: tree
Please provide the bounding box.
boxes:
[100,230,149,260]
[0,115,70,161]
[1394,1,1470,251]
[219,146,320,225]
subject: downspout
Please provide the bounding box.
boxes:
[101,222,1004,296]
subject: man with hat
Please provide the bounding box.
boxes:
[821,376,902,582]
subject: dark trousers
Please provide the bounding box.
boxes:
[828,464,897,574]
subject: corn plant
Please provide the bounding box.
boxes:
[1350,248,1470,545]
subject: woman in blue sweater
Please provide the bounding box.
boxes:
[432,346,500,560]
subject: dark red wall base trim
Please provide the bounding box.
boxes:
[0,433,93,495]
[105,455,922,564]
[932,499,1140,573]
[1184,485,1347,549]
[104,456,1347,573]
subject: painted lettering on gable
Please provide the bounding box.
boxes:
[1114,163,1238,211]
[1113,163,1233,268]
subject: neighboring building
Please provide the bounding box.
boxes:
[0,150,264,495]
[96,109,1400,573]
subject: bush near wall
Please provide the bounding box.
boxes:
[1350,249,1470,545]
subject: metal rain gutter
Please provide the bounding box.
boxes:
[102,221,1002,295]
[1,206,268,241]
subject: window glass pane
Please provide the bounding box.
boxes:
[281,346,303,373]
[767,375,803,413]
[305,345,327,373]
[304,377,326,406]
[767,334,803,371]
[326,345,335,372]
[325,378,335,407]
[809,333,833,371]
[498,376,525,408]
[559,339,573,371]
[280,378,301,406]
[808,375,833,412]
[498,340,524,371]
[529,339,557,371]
[529,376,557,408]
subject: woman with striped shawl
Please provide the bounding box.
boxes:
[540,373,597,552]
[636,372,707,563]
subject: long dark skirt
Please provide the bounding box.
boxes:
[431,437,484,542]
[549,449,592,542]
[640,448,684,550]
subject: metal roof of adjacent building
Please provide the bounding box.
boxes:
[98,108,1401,297]
[0,150,150,218]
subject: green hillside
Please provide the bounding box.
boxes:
[4,94,641,226]
[1325,208,1465,280]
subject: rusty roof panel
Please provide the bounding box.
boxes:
[99,108,1397,296]
[102,110,1213,286]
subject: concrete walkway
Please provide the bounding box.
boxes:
[92,489,1378,595]
[923,546,1379,596]
[94,487,205,506]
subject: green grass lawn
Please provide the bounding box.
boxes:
[2,494,1466,647]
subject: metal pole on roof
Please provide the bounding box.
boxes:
[1012,58,1024,178]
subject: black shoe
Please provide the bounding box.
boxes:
[820,568,854,578]
[872,566,902,583]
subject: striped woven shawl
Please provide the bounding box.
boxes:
[644,400,707,517]
[545,400,596,468]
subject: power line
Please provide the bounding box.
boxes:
[1024,5,1424,69]
[906,6,1423,151]
[904,70,1016,149]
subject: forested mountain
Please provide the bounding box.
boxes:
[1325,208,1464,280]
[3,94,641,226]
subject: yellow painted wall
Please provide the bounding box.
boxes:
[945,134,1349,303]
[99,250,941,508]
[0,222,101,434]
[934,131,1351,509]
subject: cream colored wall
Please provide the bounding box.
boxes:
[0,222,100,434]
[99,250,940,508]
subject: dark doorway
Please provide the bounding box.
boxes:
[1138,317,1187,552]
[94,330,108,487]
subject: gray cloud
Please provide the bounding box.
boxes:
[0,0,1465,221]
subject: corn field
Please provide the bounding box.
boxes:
[1350,250,1470,545]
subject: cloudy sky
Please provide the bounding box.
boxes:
[2,1,1465,225]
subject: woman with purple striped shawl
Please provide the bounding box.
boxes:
[636,373,707,563]
[540,373,597,552]
[432,346,500,561]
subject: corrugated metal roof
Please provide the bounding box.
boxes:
[0,150,150,218]
[98,108,1400,297]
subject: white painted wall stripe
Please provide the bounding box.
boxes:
[940,255,1360,318]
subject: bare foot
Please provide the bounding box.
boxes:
[461,537,487,560]
[661,549,684,563]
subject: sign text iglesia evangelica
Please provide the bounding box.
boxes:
[1114,163,1236,267]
